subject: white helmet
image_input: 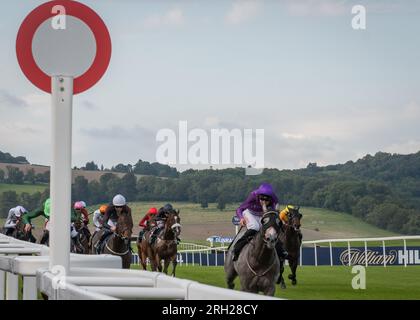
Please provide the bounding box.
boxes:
[112,194,126,207]
[15,206,27,217]
[80,201,87,208]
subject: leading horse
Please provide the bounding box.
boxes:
[225,211,282,296]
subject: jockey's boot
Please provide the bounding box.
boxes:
[275,241,289,260]
[232,229,258,261]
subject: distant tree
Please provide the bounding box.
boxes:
[120,173,137,202]
[217,196,227,211]
[72,176,90,202]
[24,168,36,184]
[0,169,4,183]
[84,161,99,171]
[35,171,50,183]
[0,191,19,218]
[100,164,104,171]
[200,201,208,209]
[6,166,24,184]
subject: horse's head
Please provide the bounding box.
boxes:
[165,209,182,238]
[116,211,133,245]
[260,211,282,249]
[287,206,302,231]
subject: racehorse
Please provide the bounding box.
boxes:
[137,218,157,271]
[224,211,282,296]
[70,220,91,254]
[277,206,302,289]
[11,218,36,243]
[91,210,133,269]
[139,210,181,276]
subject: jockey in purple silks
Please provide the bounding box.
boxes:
[232,183,288,261]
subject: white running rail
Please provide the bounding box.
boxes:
[0,234,280,300]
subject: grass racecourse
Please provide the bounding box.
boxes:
[131,265,420,300]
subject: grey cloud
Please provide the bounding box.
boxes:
[0,89,28,108]
[81,125,156,141]
[80,100,97,110]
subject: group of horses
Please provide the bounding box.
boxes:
[224,207,303,296]
[4,206,301,296]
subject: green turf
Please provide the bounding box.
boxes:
[0,183,47,195]
[130,265,420,300]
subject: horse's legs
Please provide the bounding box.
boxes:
[163,258,171,275]
[288,258,298,285]
[155,254,163,272]
[225,266,238,290]
[138,244,147,270]
[171,255,178,277]
[278,259,286,289]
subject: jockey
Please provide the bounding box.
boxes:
[137,207,158,242]
[74,201,89,225]
[72,201,91,246]
[23,198,83,245]
[3,206,27,236]
[93,205,108,232]
[279,205,303,241]
[232,183,288,261]
[23,198,51,233]
[94,194,132,253]
[149,203,180,245]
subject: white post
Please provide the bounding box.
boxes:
[403,239,407,268]
[300,244,302,266]
[22,277,37,300]
[0,270,4,300]
[215,250,218,266]
[6,273,19,300]
[382,240,386,267]
[199,252,202,266]
[235,226,238,235]
[347,241,351,267]
[49,76,73,273]
[364,241,368,267]
[206,251,209,266]
[329,242,333,266]
[314,244,317,266]
[192,252,195,266]
[185,252,188,266]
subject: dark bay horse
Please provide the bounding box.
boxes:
[70,221,91,254]
[91,211,133,269]
[139,210,181,276]
[277,206,302,289]
[225,211,282,296]
[11,218,36,243]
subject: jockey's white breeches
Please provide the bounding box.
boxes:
[243,209,262,231]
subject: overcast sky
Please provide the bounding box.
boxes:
[1,0,420,171]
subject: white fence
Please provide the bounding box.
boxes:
[0,234,280,300]
[302,235,420,267]
[161,236,420,268]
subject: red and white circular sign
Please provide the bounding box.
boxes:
[16,0,111,94]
